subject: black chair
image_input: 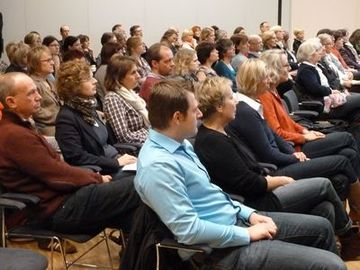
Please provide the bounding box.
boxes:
[0,188,116,270]
[282,90,322,119]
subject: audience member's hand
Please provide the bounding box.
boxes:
[310,130,325,138]
[293,152,309,162]
[266,176,295,190]
[101,175,112,183]
[117,154,137,166]
[303,131,325,141]
[247,213,277,241]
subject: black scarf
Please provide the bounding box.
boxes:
[65,96,97,125]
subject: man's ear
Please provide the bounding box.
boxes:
[5,96,16,109]
[171,111,183,125]
[151,60,159,70]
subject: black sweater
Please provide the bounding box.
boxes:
[195,125,281,211]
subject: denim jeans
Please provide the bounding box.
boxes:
[273,177,351,235]
[192,212,345,270]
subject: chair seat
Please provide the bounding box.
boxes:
[0,247,48,270]
[8,225,96,243]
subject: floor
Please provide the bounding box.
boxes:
[6,233,360,270]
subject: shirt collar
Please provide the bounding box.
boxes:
[149,128,187,154]
[235,93,263,117]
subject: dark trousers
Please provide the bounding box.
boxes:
[192,212,345,270]
[50,176,140,234]
[301,131,360,177]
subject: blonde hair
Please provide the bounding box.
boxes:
[196,76,232,119]
[262,30,276,45]
[172,48,196,76]
[237,58,268,97]
[27,45,51,74]
[5,42,30,67]
[293,28,304,36]
[260,49,285,84]
[200,27,215,42]
[56,59,91,101]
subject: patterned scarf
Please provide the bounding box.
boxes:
[65,96,98,125]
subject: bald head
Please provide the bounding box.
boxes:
[0,72,26,107]
[248,35,263,52]
[0,72,40,119]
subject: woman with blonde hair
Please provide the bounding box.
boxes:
[28,45,61,136]
[104,54,149,145]
[24,31,42,48]
[172,48,199,82]
[4,41,30,73]
[200,27,215,43]
[194,76,352,239]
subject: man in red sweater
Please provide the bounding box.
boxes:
[0,72,139,236]
[139,43,174,103]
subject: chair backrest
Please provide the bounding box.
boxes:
[283,90,300,112]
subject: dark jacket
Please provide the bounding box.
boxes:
[228,102,298,167]
[195,125,281,211]
[0,110,101,223]
[295,63,332,102]
[121,203,190,270]
[55,105,119,173]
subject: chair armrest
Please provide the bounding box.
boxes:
[113,143,141,153]
[78,165,102,172]
[299,101,323,113]
[258,162,277,171]
[159,238,212,254]
[0,198,26,210]
[1,193,40,205]
[291,110,319,119]
[229,194,245,203]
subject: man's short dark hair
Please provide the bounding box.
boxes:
[146,43,169,68]
[148,79,194,129]
[130,25,140,37]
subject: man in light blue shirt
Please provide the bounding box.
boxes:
[134,79,345,270]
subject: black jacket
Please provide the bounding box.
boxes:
[55,105,119,173]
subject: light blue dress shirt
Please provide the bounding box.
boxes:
[135,129,255,250]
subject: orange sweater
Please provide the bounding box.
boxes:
[259,90,305,148]
[330,47,349,69]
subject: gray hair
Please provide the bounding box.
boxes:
[296,38,322,62]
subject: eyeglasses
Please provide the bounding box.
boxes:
[40,58,53,63]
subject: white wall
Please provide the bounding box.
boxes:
[0,0,281,61]
[290,0,360,40]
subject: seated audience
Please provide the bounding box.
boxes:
[228,59,360,203]
[214,38,237,92]
[79,34,96,67]
[293,28,305,55]
[349,28,360,55]
[194,77,359,256]
[247,34,263,58]
[296,38,360,123]
[181,29,196,50]
[139,43,174,103]
[55,59,137,179]
[4,42,29,73]
[160,29,179,55]
[259,49,360,223]
[24,31,42,48]
[126,36,151,87]
[28,45,61,136]
[191,25,201,42]
[230,33,249,72]
[0,72,139,236]
[42,36,61,76]
[104,55,149,144]
[262,30,277,50]
[94,42,121,109]
[195,41,218,81]
[338,29,360,70]
[133,79,346,269]
[172,48,199,82]
[199,27,215,43]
